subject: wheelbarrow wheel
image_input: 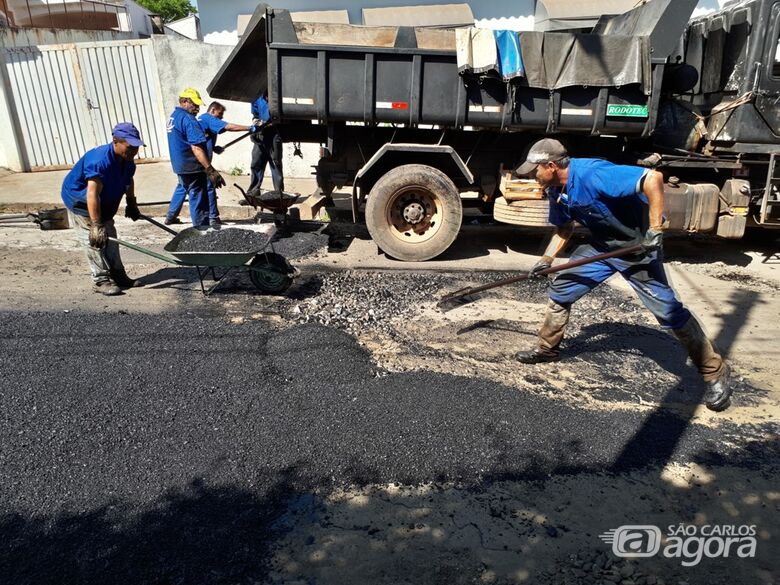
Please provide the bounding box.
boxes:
[249,252,294,294]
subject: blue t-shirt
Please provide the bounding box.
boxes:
[167,106,208,174]
[197,112,228,159]
[61,143,136,219]
[251,96,270,123]
[547,158,649,250]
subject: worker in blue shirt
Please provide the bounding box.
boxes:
[166,87,226,227]
[164,101,256,226]
[61,122,144,296]
[249,92,284,194]
[514,138,732,411]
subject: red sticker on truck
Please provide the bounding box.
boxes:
[377,101,409,110]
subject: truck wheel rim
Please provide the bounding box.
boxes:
[385,186,443,244]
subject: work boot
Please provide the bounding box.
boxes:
[515,349,560,364]
[164,216,182,225]
[210,217,222,227]
[93,279,122,296]
[704,367,732,412]
[111,270,137,289]
[672,317,732,411]
[516,300,571,364]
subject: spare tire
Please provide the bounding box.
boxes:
[365,164,463,261]
[493,197,552,227]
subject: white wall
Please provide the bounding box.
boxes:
[150,35,317,178]
[165,16,201,40]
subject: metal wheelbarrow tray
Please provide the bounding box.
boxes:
[112,223,296,296]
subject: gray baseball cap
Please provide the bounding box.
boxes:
[515,138,568,176]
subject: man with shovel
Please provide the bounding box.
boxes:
[164,101,258,226]
[513,138,732,411]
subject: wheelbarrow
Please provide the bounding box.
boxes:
[110,214,296,296]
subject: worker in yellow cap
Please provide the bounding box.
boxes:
[166,87,226,226]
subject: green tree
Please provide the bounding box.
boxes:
[135,0,196,23]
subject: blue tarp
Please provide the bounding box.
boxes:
[493,30,524,81]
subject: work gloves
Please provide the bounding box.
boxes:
[249,123,263,134]
[89,221,108,249]
[124,200,141,221]
[206,165,227,189]
[642,228,664,252]
[528,255,553,278]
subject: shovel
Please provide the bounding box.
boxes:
[437,244,644,312]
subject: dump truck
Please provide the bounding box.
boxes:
[208,0,780,261]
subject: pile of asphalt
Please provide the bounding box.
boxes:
[172,228,271,253]
[1,312,776,583]
[269,231,329,260]
[282,270,460,333]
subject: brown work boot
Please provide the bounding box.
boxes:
[111,270,137,289]
[516,300,570,364]
[94,279,122,296]
[672,317,732,411]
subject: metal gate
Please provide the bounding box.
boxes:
[3,39,166,171]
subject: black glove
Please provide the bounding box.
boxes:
[212,145,225,155]
[249,123,263,134]
[529,255,553,278]
[642,228,664,252]
[206,165,226,189]
[88,221,108,249]
[124,200,140,221]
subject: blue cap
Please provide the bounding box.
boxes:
[112,122,145,147]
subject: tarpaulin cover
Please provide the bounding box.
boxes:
[520,31,650,92]
[455,27,498,76]
[457,28,649,91]
[494,30,524,81]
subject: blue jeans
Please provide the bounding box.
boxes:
[176,173,210,227]
[548,244,691,330]
[167,178,218,222]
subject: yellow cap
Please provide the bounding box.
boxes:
[179,87,204,106]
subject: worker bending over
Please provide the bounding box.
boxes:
[61,123,144,296]
[515,138,732,411]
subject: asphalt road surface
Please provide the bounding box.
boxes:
[1,310,776,584]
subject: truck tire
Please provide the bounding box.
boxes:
[365,164,463,261]
[493,197,552,227]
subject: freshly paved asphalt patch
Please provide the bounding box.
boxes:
[0,311,776,584]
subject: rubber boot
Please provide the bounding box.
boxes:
[111,270,137,289]
[672,317,732,411]
[516,300,571,364]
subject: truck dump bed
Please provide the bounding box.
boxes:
[209,1,696,136]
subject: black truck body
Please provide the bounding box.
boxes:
[209,0,780,261]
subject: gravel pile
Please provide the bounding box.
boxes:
[282,270,459,333]
[172,228,271,253]
[270,231,329,260]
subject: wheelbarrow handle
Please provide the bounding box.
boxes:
[138,213,179,236]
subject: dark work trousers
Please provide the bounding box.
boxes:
[249,129,284,194]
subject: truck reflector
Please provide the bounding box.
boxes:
[282,97,315,105]
[376,101,409,109]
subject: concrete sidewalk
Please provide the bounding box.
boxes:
[0,162,320,220]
